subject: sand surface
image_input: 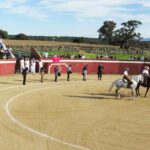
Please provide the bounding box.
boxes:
[0,73,150,150]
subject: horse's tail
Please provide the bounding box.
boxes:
[109,81,115,92]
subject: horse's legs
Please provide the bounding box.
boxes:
[144,87,150,97]
[115,88,120,99]
[138,84,141,96]
[136,83,140,96]
[130,88,135,100]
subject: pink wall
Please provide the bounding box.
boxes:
[41,59,150,75]
[0,59,16,75]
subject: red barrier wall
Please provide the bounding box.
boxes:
[41,59,150,75]
[0,59,149,75]
[0,59,16,75]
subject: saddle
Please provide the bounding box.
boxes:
[122,79,132,88]
[122,79,128,83]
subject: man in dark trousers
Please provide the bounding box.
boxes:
[97,64,104,80]
[54,65,59,82]
[22,67,28,85]
[40,67,45,83]
[82,65,88,81]
[67,64,72,81]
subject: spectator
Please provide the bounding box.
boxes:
[82,65,88,81]
[22,67,28,85]
[54,65,59,82]
[38,60,43,73]
[0,39,7,58]
[66,64,72,81]
[40,67,45,83]
[97,64,104,80]
[43,51,48,58]
[24,58,30,73]
[30,58,36,75]
[20,57,25,73]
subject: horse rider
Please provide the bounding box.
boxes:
[123,67,132,88]
[142,66,150,85]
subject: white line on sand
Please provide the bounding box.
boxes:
[5,84,91,150]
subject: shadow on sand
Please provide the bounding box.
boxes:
[0,81,21,85]
[64,94,113,100]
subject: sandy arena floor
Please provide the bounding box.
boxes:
[0,73,150,150]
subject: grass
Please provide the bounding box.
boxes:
[3,39,149,60]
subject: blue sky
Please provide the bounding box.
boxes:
[0,0,150,38]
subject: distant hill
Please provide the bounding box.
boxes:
[143,38,150,41]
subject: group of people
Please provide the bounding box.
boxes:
[20,57,37,74]
[0,40,15,59]
[20,57,150,88]
[123,65,150,87]
[21,63,105,85]
[53,64,72,82]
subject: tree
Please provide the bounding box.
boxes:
[0,29,8,39]
[73,37,85,43]
[15,33,28,40]
[113,20,142,49]
[97,21,116,44]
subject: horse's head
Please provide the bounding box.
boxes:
[131,79,138,88]
[132,74,143,83]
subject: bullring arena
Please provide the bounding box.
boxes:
[0,73,150,150]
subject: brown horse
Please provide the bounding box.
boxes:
[136,76,150,97]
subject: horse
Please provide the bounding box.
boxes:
[109,78,138,100]
[136,76,150,97]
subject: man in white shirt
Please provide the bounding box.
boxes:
[142,66,149,76]
[142,66,149,84]
[38,60,43,73]
[20,58,25,73]
[30,58,36,74]
[123,67,132,88]
[24,58,30,73]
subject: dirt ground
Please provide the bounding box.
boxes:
[0,73,150,150]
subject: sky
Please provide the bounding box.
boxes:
[0,0,150,38]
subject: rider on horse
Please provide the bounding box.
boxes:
[123,67,132,88]
[142,66,150,85]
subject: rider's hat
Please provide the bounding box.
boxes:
[144,66,150,70]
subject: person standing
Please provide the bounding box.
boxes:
[20,57,25,73]
[82,65,88,81]
[40,67,45,83]
[22,67,28,85]
[54,65,59,82]
[24,58,30,73]
[67,64,72,81]
[97,64,104,80]
[38,60,43,73]
[30,58,36,75]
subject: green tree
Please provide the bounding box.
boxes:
[0,29,8,39]
[15,33,28,40]
[97,21,116,44]
[73,37,85,43]
[113,20,142,49]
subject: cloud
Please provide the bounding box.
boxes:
[1,0,150,23]
[0,0,150,37]
[35,0,148,22]
[0,0,48,21]
[0,0,27,8]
